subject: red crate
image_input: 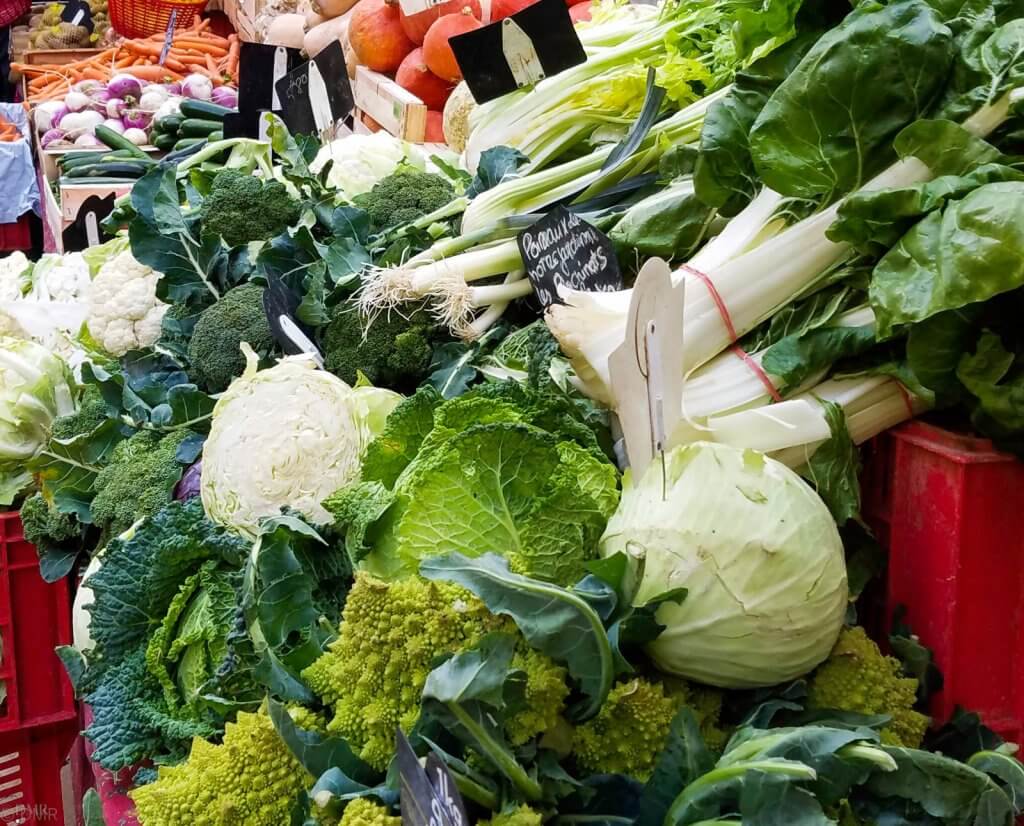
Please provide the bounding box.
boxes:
[864,422,1024,744]
[0,216,31,253]
[0,721,77,826]
[0,514,76,733]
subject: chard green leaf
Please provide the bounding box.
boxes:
[762,324,877,392]
[634,708,715,826]
[936,17,1024,121]
[420,552,614,721]
[893,119,1004,176]
[608,178,715,260]
[956,330,1024,437]
[749,0,955,200]
[800,401,861,525]
[695,30,820,215]
[870,182,1024,337]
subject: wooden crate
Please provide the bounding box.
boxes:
[22,48,107,66]
[352,66,429,142]
[223,0,266,43]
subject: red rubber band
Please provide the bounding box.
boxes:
[682,264,738,341]
[682,263,783,403]
[894,381,916,419]
[731,345,783,403]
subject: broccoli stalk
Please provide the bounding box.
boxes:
[199,169,301,247]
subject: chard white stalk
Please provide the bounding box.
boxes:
[689,374,928,468]
[548,91,1018,406]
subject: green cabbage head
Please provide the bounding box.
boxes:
[600,442,847,689]
[201,346,401,537]
[0,336,74,504]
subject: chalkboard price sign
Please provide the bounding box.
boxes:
[517,205,622,308]
[396,731,466,826]
[61,0,94,31]
[275,40,354,138]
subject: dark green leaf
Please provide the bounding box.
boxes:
[269,697,380,785]
[83,789,108,826]
[800,400,861,525]
[38,545,79,582]
[634,708,715,826]
[739,770,831,825]
[609,179,714,260]
[420,552,614,721]
[466,147,529,199]
[763,324,877,392]
[56,645,87,695]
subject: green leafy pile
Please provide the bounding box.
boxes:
[324,381,619,585]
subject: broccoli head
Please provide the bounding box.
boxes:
[199,170,302,247]
[20,492,79,548]
[51,384,108,441]
[91,428,195,537]
[301,572,567,771]
[807,626,930,748]
[187,284,277,392]
[323,302,439,391]
[353,169,455,233]
[571,676,727,781]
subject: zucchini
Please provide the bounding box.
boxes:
[179,99,234,122]
[64,161,151,179]
[179,118,224,138]
[102,150,153,163]
[95,124,150,159]
[58,153,106,170]
[155,114,184,135]
[171,137,207,153]
[153,133,178,151]
[209,131,223,142]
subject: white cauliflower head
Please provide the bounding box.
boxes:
[0,252,31,302]
[87,249,168,356]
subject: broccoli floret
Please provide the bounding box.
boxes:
[199,169,302,247]
[130,709,313,825]
[571,676,727,781]
[478,806,544,826]
[20,492,79,547]
[91,429,194,537]
[301,572,567,771]
[186,284,276,392]
[323,303,438,390]
[51,385,108,441]
[807,626,930,748]
[353,169,455,233]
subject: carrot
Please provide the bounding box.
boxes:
[205,52,219,73]
[122,64,184,81]
[81,66,107,81]
[173,38,228,55]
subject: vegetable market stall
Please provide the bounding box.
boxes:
[2,0,1024,824]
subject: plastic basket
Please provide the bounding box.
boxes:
[0,722,78,826]
[0,514,75,734]
[108,0,209,39]
[864,422,1024,744]
[0,216,31,253]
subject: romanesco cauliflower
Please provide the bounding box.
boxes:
[87,249,168,356]
[130,709,312,826]
[571,677,727,781]
[477,805,543,826]
[807,626,929,748]
[338,798,401,826]
[302,572,568,770]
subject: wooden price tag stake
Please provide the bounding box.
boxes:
[607,258,685,483]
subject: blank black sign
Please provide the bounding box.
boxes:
[449,0,586,103]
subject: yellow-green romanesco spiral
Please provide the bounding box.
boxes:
[130,709,312,825]
[477,804,544,826]
[302,572,569,771]
[571,676,727,781]
[808,626,929,748]
[339,798,401,826]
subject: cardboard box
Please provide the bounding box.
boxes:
[223,0,266,43]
